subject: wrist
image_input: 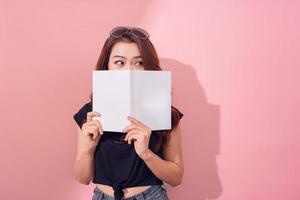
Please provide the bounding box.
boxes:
[80,148,95,155]
[140,149,152,161]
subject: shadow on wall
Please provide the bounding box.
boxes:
[161,58,222,200]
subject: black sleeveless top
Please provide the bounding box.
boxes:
[73,102,183,200]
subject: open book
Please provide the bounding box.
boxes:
[92,70,171,132]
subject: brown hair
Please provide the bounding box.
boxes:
[88,31,182,152]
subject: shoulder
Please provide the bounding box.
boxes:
[171,105,184,129]
[171,105,184,119]
[77,101,92,113]
[73,101,92,129]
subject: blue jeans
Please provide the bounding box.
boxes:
[92,184,169,200]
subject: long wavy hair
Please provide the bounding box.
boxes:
[88,31,182,152]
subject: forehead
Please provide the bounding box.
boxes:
[110,42,141,58]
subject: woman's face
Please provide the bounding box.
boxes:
[108,42,145,70]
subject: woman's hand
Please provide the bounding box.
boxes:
[80,111,103,154]
[123,116,152,160]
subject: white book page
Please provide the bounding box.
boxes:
[92,70,131,132]
[132,70,171,130]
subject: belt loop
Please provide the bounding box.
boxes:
[99,192,104,200]
[93,187,104,200]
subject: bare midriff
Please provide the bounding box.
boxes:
[96,183,152,198]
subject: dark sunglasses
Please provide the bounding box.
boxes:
[109,26,150,40]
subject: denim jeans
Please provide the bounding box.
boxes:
[92,184,169,200]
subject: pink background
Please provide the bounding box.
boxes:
[1,0,299,199]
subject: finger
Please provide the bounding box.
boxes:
[124,131,135,141]
[128,117,150,132]
[124,126,151,138]
[83,123,98,131]
[127,133,141,144]
[88,124,100,139]
[123,124,138,133]
[89,120,104,135]
[88,127,99,140]
[87,111,101,122]
[86,124,98,129]
[124,129,143,141]
[82,127,96,137]
[92,129,99,140]
[83,123,101,140]
[127,116,143,125]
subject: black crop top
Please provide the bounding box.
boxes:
[73,102,183,200]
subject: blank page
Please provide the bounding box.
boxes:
[132,70,171,130]
[92,70,131,132]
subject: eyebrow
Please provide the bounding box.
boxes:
[112,55,142,59]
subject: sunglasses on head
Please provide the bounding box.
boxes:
[109,26,150,40]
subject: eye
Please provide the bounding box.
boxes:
[135,61,143,66]
[114,60,124,65]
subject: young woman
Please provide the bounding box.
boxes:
[73,26,184,200]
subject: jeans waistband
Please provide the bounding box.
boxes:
[94,184,163,199]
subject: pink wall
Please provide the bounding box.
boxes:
[1,1,299,199]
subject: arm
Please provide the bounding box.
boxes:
[73,126,95,185]
[141,122,184,187]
